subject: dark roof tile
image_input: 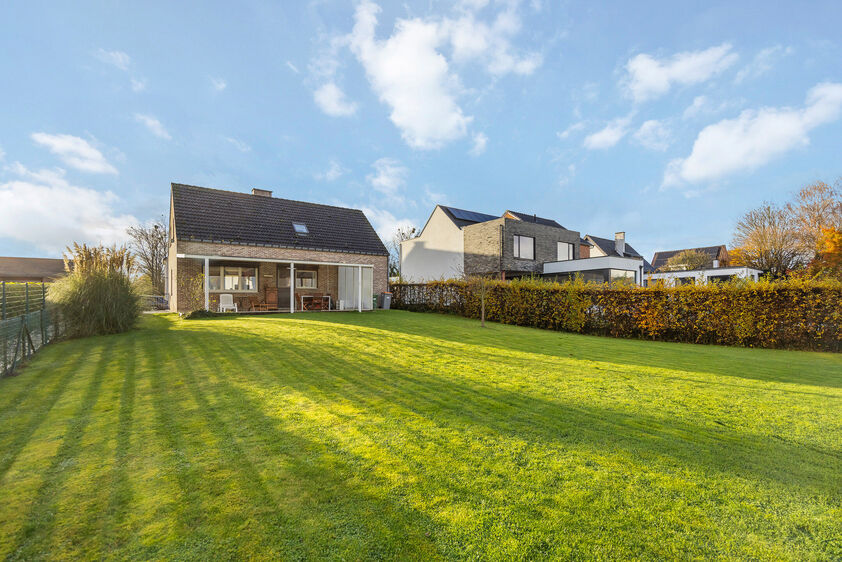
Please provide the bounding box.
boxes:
[171,183,388,256]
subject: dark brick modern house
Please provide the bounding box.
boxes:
[401,205,651,284]
[167,183,388,313]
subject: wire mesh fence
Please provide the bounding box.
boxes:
[1,282,65,377]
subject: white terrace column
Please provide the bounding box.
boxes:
[204,257,210,311]
[357,265,362,312]
[289,262,295,313]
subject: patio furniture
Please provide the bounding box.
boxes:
[219,293,238,313]
[264,288,279,310]
[301,294,331,311]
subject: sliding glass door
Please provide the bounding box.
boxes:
[338,266,373,310]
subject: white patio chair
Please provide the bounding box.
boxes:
[218,293,238,313]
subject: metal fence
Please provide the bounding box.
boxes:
[140,294,169,311]
[1,282,64,377]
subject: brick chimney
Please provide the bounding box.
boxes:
[251,188,273,197]
[615,232,626,256]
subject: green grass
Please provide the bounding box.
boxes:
[1,311,841,560]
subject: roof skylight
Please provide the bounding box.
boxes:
[293,222,309,235]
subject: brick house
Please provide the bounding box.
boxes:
[401,205,652,284]
[167,183,388,313]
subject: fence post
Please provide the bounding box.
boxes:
[41,283,47,345]
[25,283,29,316]
[1,281,5,320]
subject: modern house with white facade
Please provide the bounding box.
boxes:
[401,205,652,284]
[645,245,763,286]
[644,266,763,286]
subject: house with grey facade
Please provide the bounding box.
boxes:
[400,205,651,285]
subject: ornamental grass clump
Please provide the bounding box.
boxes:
[48,243,140,338]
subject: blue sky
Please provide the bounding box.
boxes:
[1,1,841,261]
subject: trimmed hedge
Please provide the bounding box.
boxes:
[390,278,842,351]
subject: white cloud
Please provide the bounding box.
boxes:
[223,137,251,152]
[360,206,415,242]
[557,121,586,140]
[366,157,407,196]
[286,61,300,74]
[211,77,227,91]
[469,132,488,155]
[683,95,708,119]
[734,45,793,84]
[134,114,172,140]
[94,49,131,71]
[0,164,136,253]
[623,43,738,103]
[444,7,542,76]
[0,146,5,161]
[558,163,576,187]
[583,116,632,149]
[131,78,147,92]
[31,133,118,175]
[663,82,842,188]
[633,119,671,151]
[348,1,470,149]
[315,159,347,181]
[314,82,358,117]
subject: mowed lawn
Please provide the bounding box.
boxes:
[1,312,841,560]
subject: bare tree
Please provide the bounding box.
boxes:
[732,202,801,277]
[127,218,168,295]
[786,179,842,260]
[663,249,710,271]
[386,225,417,278]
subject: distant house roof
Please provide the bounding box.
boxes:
[586,235,644,259]
[439,205,499,228]
[651,245,726,271]
[503,210,565,229]
[171,183,388,256]
[0,257,66,282]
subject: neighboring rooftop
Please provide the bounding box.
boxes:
[503,210,565,229]
[0,257,66,281]
[651,245,727,271]
[586,235,643,259]
[170,183,388,256]
[439,206,498,228]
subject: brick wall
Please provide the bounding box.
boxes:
[463,218,581,277]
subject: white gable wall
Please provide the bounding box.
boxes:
[400,206,465,281]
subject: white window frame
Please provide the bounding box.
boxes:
[208,265,258,293]
[293,222,309,234]
[557,241,574,261]
[295,269,318,289]
[513,235,535,260]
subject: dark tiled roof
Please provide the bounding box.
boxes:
[505,210,565,229]
[439,206,498,228]
[171,183,388,256]
[651,245,725,270]
[0,257,66,281]
[586,235,644,259]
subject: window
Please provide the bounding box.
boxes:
[296,270,318,288]
[557,242,574,261]
[513,235,534,260]
[293,223,309,235]
[207,265,256,292]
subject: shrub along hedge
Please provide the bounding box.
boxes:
[390,278,842,351]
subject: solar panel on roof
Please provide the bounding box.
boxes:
[447,207,496,223]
